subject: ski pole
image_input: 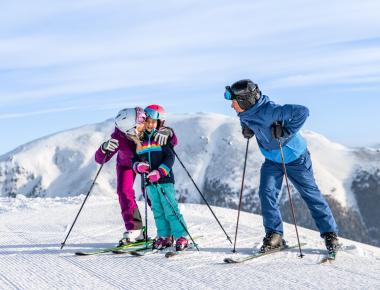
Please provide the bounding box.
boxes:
[278,140,304,258]
[155,183,199,251]
[232,139,250,253]
[60,153,109,249]
[142,173,149,249]
[170,147,232,245]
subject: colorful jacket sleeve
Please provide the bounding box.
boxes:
[272,104,309,135]
[158,145,175,177]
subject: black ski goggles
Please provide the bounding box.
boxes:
[225,86,252,100]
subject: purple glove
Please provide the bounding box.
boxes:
[133,162,150,174]
[147,170,161,183]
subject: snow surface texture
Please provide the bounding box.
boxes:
[0,196,379,290]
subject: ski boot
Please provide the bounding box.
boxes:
[134,226,148,242]
[153,237,173,250]
[175,237,189,251]
[118,229,146,246]
[322,232,339,253]
[259,232,286,253]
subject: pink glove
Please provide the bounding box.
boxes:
[134,162,150,174]
[147,170,161,183]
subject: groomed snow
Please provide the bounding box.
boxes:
[0,195,379,290]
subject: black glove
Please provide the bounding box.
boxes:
[242,126,254,139]
[271,121,289,139]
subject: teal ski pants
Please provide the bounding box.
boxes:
[146,183,187,239]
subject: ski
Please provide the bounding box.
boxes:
[165,249,192,258]
[319,251,337,264]
[122,235,202,258]
[75,240,152,256]
[318,243,353,264]
[128,248,160,256]
[165,243,199,258]
[223,243,307,264]
[112,243,154,255]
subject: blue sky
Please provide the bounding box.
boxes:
[1,0,380,155]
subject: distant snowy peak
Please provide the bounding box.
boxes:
[301,130,357,208]
[0,112,376,208]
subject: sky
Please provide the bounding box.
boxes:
[1,0,380,155]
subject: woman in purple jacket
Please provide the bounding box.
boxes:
[95,107,178,246]
[95,107,146,245]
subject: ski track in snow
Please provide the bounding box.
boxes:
[0,197,380,290]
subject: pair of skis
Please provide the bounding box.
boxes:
[223,243,307,264]
[75,240,198,258]
[75,239,153,256]
[116,242,199,258]
[224,243,345,264]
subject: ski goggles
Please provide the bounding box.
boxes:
[144,107,165,120]
[224,86,236,100]
[225,85,254,101]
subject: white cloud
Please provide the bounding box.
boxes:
[0,0,380,152]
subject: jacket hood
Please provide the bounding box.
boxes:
[238,95,270,118]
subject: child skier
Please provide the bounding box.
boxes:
[95,107,148,246]
[133,104,189,251]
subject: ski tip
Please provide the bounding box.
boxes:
[129,251,144,256]
[165,252,176,258]
[75,252,88,256]
[112,250,127,254]
[223,257,238,264]
[128,251,139,256]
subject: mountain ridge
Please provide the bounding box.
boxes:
[1,113,379,247]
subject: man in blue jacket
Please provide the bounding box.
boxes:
[225,79,339,253]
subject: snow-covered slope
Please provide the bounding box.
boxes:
[0,113,379,246]
[0,113,357,204]
[0,196,379,290]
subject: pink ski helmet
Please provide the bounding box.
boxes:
[144,104,166,121]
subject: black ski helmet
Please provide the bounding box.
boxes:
[227,79,261,110]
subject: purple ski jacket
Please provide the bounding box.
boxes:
[95,127,136,168]
[95,127,178,168]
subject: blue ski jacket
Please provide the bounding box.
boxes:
[238,95,309,163]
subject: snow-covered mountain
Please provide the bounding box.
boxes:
[1,113,379,247]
